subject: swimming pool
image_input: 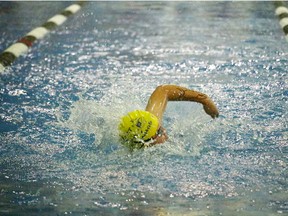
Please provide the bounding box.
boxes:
[0,1,287,215]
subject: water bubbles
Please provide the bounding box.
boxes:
[7,89,27,96]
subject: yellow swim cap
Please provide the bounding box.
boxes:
[118,110,159,144]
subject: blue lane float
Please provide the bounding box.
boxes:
[275,1,288,42]
[0,2,85,73]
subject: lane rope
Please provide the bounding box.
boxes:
[275,1,288,42]
[0,1,85,73]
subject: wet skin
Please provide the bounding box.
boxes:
[145,85,219,144]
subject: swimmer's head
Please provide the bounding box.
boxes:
[118,110,159,147]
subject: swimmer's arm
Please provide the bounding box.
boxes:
[145,85,219,122]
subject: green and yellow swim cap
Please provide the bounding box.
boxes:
[118,110,159,144]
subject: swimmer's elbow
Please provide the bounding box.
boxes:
[153,85,167,94]
[155,85,173,92]
[155,85,165,90]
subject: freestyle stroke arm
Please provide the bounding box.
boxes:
[145,85,219,123]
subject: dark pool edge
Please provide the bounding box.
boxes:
[0,1,86,74]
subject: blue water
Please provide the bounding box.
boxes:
[0,1,287,215]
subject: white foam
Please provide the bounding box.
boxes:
[56,99,120,146]
[55,80,217,156]
[164,102,215,156]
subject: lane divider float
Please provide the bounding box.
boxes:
[0,1,85,73]
[275,1,288,42]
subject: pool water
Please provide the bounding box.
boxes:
[0,1,287,215]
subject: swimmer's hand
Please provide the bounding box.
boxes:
[150,126,168,145]
[203,102,219,119]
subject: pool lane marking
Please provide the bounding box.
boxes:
[26,27,49,40]
[0,2,84,73]
[275,2,288,41]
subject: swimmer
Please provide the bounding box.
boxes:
[118,85,219,149]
